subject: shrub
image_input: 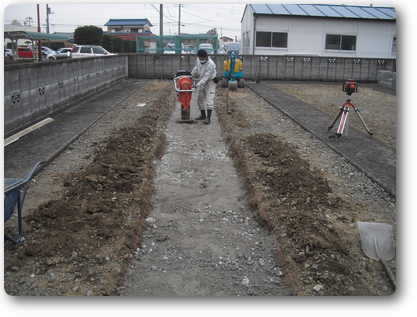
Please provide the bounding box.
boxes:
[74,25,103,45]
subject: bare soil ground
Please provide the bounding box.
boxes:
[4,80,396,296]
[271,82,396,149]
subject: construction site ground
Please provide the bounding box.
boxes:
[4,79,397,305]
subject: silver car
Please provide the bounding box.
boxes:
[46,47,72,60]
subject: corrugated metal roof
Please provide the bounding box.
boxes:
[105,19,153,26]
[298,4,326,17]
[4,31,70,41]
[250,4,274,14]
[248,4,396,20]
[267,4,291,15]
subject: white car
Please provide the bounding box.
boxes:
[199,43,215,54]
[225,42,241,55]
[46,47,72,60]
[41,46,55,58]
[70,45,117,59]
[4,48,13,58]
[163,43,186,54]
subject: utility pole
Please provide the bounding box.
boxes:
[46,4,54,47]
[159,4,163,36]
[178,4,181,36]
[37,4,42,61]
[25,16,33,26]
[46,4,50,34]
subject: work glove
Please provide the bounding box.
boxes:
[196,82,201,88]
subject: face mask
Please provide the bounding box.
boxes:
[200,58,207,64]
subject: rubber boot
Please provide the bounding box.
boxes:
[203,109,212,124]
[195,110,206,120]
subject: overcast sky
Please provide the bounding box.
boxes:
[3,2,247,40]
[2,2,403,41]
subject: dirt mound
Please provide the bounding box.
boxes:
[4,82,174,295]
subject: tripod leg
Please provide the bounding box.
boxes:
[353,107,373,137]
[336,108,349,139]
[328,108,344,132]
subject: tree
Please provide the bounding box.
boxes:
[112,36,124,53]
[102,34,114,53]
[74,25,103,45]
[207,28,218,36]
[206,28,218,47]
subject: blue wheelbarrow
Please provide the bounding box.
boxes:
[4,161,45,243]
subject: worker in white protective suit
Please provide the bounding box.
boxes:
[191,49,218,124]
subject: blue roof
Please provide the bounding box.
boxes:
[247,4,396,20]
[105,19,153,26]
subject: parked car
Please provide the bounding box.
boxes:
[70,45,117,59]
[218,45,226,54]
[163,43,186,54]
[4,48,13,58]
[185,45,196,54]
[41,46,55,58]
[225,42,241,55]
[46,47,72,60]
[199,43,215,54]
[17,47,35,58]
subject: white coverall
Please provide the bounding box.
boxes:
[191,56,217,111]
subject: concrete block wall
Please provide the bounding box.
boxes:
[127,54,396,83]
[4,54,396,137]
[378,70,396,89]
[4,55,128,137]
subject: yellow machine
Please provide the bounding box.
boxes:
[223,57,243,74]
[222,52,244,90]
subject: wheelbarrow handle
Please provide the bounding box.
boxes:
[20,160,45,202]
[24,161,45,182]
[4,161,46,193]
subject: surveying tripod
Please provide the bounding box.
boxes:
[328,80,373,139]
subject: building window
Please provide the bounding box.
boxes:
[392,36,396,54]
[272,33,287,48]
[256,31,288,48]
[325,34,356,51]
[256,32,271,47]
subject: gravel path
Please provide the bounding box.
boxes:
[121,98,289,296]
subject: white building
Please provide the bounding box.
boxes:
[241,4,396,58]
